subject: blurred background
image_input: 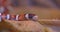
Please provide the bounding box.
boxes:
[0,0,60,32]
[6,0,60,8]
[4,0,60,19]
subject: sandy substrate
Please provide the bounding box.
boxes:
[0,20,60,32]
[0,20,45,32]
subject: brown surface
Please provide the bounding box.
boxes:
[0,20,45,32]
[0,20,19,32]
[0,7,60,32]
